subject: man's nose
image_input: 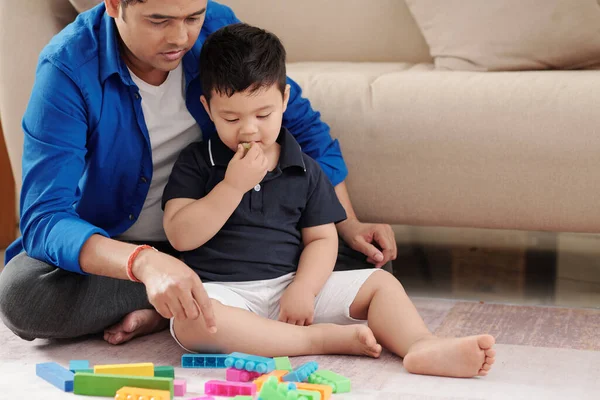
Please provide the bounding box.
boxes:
[167,22,188,47]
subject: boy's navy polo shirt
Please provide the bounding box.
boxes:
[162,128,347,282]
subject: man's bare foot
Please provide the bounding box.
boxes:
[403,334,496,378]
[311,324,382,358]
[103,309,169,345]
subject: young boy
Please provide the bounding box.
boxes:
[162,23,495,378]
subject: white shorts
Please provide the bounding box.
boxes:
[171,269,381,351]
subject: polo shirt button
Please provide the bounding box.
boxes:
[140,176,148,183]
[134,93,140,100]
[129,214,135,221]
[254,184,261,192]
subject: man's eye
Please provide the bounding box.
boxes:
[150,20,167,26]
[257,113,272,119]
[187,17,201,23]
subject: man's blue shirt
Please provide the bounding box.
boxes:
[5,1,348,273]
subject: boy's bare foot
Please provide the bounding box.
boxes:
[103,309,168,345]
[403,334,496,378]
[312,324,382,358]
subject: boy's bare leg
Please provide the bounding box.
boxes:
[350,271,496,378]
[174,299,382,357]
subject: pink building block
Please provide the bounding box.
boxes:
[188,397,215,400]
[226,367,262,382]
[174,378,187,396]
[205,380,256,397]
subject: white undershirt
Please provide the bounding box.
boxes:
[118,64,202,241]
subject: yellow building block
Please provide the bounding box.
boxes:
[115,386,170,400]
[295,382,333,400]
[94,363,154,377]
[253,370,289,390]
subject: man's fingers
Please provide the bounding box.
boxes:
[180,295,199,320]
[192,285,217,333]
[306,316,314,326]
[298,320,306,327]
[373,228,395,264]
[155,302,173,319]
[353,236,384,263]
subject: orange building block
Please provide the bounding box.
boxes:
[114,386,171,400]
[295,382,333,400]
[253,370,289,391]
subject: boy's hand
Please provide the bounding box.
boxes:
[278,282,315,326]
[223,143,269,194]
[132,249,217,332]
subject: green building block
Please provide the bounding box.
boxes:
[274,357,293,371]
[73,372,173,398]
[259,376,299,400]
[308,370,350,393]
[154,366,175,378]
[232,396,254,400]
[75,368,94,374]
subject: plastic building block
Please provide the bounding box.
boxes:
[204,380,256,397]
[188,397,215,400]
[308,370,350,393]
[274,357,293,371]
[174,378,186,396]
[225,352,275,374]
[254,370,289,390]
[115,386,171,400]
[295,382,332,400]
[282,362,318,383]
[155,365,175,378]
[297,390,321,400]
[69,360,89,373]
[73,372,173,398]
[94,362,154,376]
[36,362,75,392]
[226,367,262,382]
[181,354,228,369]
[258,376,301,400]
[232,397,254,400]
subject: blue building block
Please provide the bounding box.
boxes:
[181,354,228,369]
[36,362,75,392]
[224,352,275,374]
[282,361,318,383]
[69,360,90,373]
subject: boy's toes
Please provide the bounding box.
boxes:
[485,349,496,358]
[481,363,492,371]
[478,369,489,376]
[486,356,495,365]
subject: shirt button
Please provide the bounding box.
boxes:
[129,214,135,221]
[254,184,261,192]
[134,93,140,100]
[140,176,148,183]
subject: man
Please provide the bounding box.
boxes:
[0,0,397,344]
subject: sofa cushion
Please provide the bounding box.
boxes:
[405,0,600,71]
[288,61,600,232]
[69,0,101,13]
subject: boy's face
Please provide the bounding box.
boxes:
[201,84,291,153]
[106,0,208,82]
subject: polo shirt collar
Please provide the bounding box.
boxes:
[208,127,306,172]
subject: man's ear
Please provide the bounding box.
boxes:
[104,0,121,18]
[282,84,291,113]
[200,95,214,121]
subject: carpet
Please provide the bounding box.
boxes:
[1,298,598,400]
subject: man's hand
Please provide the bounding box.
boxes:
[278,282,315,326]
[337,218,397,268]
[132,249,217,332]
[223,143,268,194]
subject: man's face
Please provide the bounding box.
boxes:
[107,0,208,78]
[201,84,291,153]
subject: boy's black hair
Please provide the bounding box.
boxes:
[200,23,287,103]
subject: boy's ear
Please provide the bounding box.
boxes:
[200,95,213,121]
[282,84,291,113]
[104,0,121,18]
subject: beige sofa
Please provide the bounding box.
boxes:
[2,0,600,233]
